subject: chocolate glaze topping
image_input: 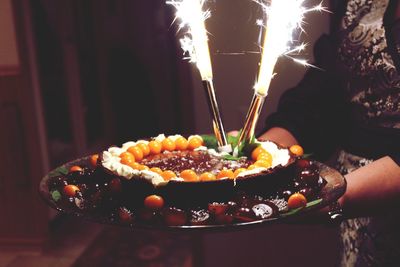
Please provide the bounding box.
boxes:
[141,150,252,174]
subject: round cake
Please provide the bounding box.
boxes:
[45,133,326,227]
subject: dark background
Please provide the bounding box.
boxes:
[0,0,338,266]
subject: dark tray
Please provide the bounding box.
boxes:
[39,157,346,232]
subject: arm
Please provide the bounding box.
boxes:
[260,128,400,218]
[340,156,400,218]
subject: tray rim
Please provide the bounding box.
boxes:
[38,156,346,232]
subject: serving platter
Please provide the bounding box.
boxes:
[39,156,346,232]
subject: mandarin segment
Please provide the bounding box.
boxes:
[161,170,177,181]
[199,172,216,181]
[187,136,203,150]
[247,164,258,171]
[150,167,163,175]
[289,144,304,157]
[136,142,150,157]
[161,138,176,152]
[127,146,144,161]
[180,169,199,181]
[175,136,189,151]
[217,169,234,179]
[251,146,267,161]
[254,159,272,168]
[127,161,141,170]
[233,168,246,177]
[148,140,162,155]
[120,156,135,166]
[138,164,150,171]
[257,151,272,163]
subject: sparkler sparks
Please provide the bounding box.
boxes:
[253,0,327,96]
[166,0,213,80]
[167,0,230,150]
[237,0,328,149]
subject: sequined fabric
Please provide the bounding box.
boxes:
[334,1,400,266]
[336,151,400,267]
[338,0,400,128]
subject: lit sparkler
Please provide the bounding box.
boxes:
[237,0,328,149]
[167,0,230,151]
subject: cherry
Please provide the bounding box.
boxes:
[118,207,134,222]
[208,202,228,216]
[163,207,187,226]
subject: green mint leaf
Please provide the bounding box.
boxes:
[280,198,323,217]
[305,198,323,208]
[51,190,62,202]
[222,154,241,161]
[201,134,218,150]
[48,166,69,178]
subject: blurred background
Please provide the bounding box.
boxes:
[0,0,338,266]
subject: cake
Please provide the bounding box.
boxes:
[45,134,326,227]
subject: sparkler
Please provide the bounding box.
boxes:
[237,0,327,150]
[167,0,230,151]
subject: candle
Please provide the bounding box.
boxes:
[167,0,230,150]
[237,0,327,149]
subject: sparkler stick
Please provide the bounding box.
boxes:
[237,0,327,149]
[167,0,230,151]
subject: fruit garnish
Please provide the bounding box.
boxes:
[217,169,234,179]
[254,159,272,168]
[148,140,162,155]
[199,172,216,181]
[179,169,199,181]
[138,164,150,171]
[174,136,189,151]
[287,193,307,209]
[208,202,229,216]
[289,144,304,157]
[118,207,134,222]
[120,156,135,166]
[161,138,176,152]
[150,167,163,176]
[163,207,187,226]
[251,146,266,161]
[257,151,272,163]
[69,166,83,173]
[233,168,246,177]
[161,170,177,181]
[89,154,99,167]
[63,184,80,197]
[144,195,165,211]
[127,146,144,161]
[187,136,203,150]
[136,142,150,157]
[119,152,135,165]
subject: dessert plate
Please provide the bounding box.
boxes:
[39,157,346,231]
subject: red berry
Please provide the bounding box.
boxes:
[163,207,187,226]
[118,207,133,222]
